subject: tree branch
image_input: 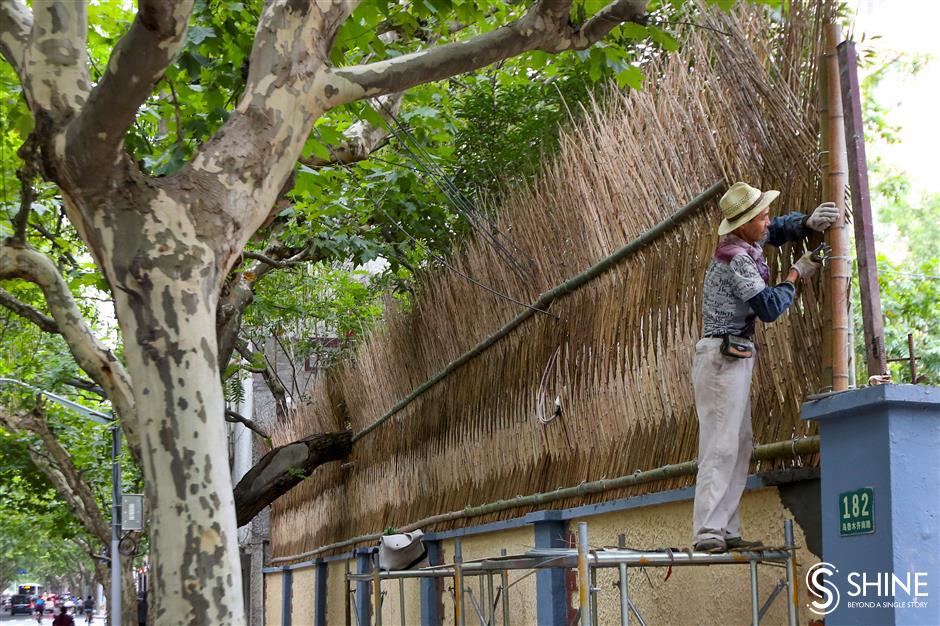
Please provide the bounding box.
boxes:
[0,241,140,463]
[0,0,31,85]
[216,235,327,373]
[184,0,359,244]
[12,134,40,243]
[63,377,106,398]
[65,1,195,175]
[233,430,351,527]
[299,92,405,168]
[331,0,647,103]
[240,251,297,270]
[0,404,110,543]
[235,337,290,421]
[22,210,81,269]
[224,409,268,439]
[0,287,60,333]
[24,1,90,119]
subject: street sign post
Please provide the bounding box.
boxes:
[123,494,144,531]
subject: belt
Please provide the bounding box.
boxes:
[702,333,753,340]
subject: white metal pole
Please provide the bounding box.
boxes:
[111,423,122,626]
[617,534,630,626]
[749,561,759,626]
[784,520,798,626]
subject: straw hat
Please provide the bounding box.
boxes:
[717,182,780,235]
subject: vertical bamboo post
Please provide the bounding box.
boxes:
[577,522,592,626]
[345,559,352,626]
[818,42,834,390]
[838,40,889,378]
[454,540,465,626]
[825,22,851,391]
[500,549,510,626]
[373,554,383,626]
[908,333,918,383]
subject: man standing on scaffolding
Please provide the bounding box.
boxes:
[692,181,838,553]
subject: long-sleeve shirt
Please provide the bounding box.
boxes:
[700,212,810,338]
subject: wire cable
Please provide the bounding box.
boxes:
[308,125,559,319]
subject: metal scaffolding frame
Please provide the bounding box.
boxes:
[347,520,800,626]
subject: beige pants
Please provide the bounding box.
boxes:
[691,337,755,543]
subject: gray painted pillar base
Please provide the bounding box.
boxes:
[421,540,443,626]
[280,567,292,626]
[531,513,569,626]
[803,384,940,625]
[315,559,327,626]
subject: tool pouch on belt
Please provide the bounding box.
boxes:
[720,334,754,359]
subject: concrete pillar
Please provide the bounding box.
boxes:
[532,514,569,626]
[421,540,443,626]
[802,384,940,625]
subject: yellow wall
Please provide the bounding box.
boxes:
[326,560,349,626]
[265,571,282,626]
[375,572,422,625]
[266,485,819,625]
[440,526,537,626]
[291,567,316,625]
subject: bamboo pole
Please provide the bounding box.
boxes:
[351,182,724,444]
[818,43,833,390]
[825,22,851,391]
[577,522,593,626]
[269,436,820,564]
[838,40,889,378]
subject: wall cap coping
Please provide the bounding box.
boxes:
[802,384,940,422]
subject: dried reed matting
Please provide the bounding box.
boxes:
[269,1,832,563]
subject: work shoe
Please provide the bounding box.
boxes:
[725,536,764,550]
[693,538,727,553]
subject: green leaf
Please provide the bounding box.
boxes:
[358,103,386,128]
[305,139,332,162]
[618,22,649,41]
[648,26,680,52]
[616,65,645,90]
[187,26,216,45]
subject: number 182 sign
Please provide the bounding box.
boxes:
[839,488,874,536]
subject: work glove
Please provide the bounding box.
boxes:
[805,202,840,232]
[790,248,822,279]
